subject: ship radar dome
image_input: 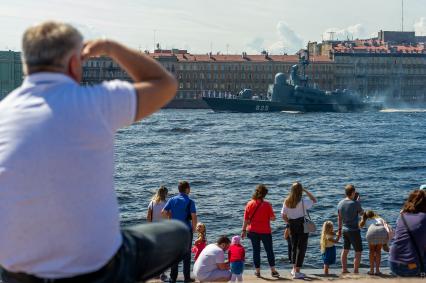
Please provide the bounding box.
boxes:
[274,73,286,85]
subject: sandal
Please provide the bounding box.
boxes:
[271,271,280,278]
[254,271,261,277]
[367,271,375,275]
[375,272,383,276]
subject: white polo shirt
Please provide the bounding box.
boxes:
[0,73,136,278]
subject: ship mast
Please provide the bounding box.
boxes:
[298,50,310,87]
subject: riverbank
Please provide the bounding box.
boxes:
[148,268,425,282]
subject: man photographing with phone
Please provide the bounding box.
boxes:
[337,184,363,274]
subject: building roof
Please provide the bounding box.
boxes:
[332,43,425,54]
[149,50,332,63]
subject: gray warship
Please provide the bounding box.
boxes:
[203,51,382,112]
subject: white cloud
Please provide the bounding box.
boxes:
[245,37,265,54]
[414,17,426,35]
[268,21,304,54]
[322,24,369,41]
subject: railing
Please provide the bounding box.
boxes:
[201,91,237,99]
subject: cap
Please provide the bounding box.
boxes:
[231,235,241,245]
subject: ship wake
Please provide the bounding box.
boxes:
[380,108,426,113]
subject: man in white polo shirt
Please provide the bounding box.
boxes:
[193,236,232,282]
[0,21,189,283]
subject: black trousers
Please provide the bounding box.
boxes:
[288,217,309,268]
[286,237,293,263]
[247,232,275,268]
[170,233,193,282]
[1,220,190,283]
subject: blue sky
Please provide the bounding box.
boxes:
[1,0,425,54]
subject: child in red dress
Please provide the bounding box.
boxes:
[192,222,207,261]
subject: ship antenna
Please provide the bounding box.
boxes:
[401,0,404,32]
[153,29,157,52]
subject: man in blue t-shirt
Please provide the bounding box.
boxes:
[337,184,363,274]
[163,181,197,282]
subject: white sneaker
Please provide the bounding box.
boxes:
[293,272,305,279]
[290,269,295,276]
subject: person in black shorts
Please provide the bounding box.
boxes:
[337,184,363,274]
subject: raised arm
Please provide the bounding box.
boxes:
[303,188,317,204]
[81,39,177,121]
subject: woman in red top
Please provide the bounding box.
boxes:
[241,184,279,278]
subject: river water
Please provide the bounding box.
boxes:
[114,108,426,269]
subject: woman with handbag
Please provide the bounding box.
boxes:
[241,184,280,278]
[389,189,426,277]
[281,182,317,279]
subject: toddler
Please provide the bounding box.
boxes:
[228,235,245,282]
[320,221,338,275]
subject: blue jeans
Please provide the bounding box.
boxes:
[247,232,275,268]
[1,220,190,283]
[390,261,424,277]
[230,261,244,275]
